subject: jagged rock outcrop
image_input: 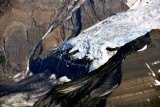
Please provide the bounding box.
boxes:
[31,0,129,58]
[30,0,129,78]
[107,29,160,107]
[0,0,128,80]
[33,30,151,107]
[0,0,11,16]
[0,0,62,80]
[0,1,160,107]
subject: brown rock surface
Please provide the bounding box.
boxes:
[32,0,129,58]
[0,0,61,80]
[107,29,160,107]
[0,0,128,80]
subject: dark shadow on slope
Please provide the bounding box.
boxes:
[33,32,151,107]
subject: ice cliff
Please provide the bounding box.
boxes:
[62,0,160,71]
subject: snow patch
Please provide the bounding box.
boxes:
[58,76,71,83]
[100,84,119,97]
[13,60,32,82]
[152,61,160,65]
[146,99,150,102]
[49,74,56,80]
[13,73,25,82]
[145,63,156,77]
[129,0,141,10]
[62,0,160,71]
[126,0,152,10]
[154,80,160,86]
[42,24,54,40]
[138,45,147,51]
[126,0,138,8]
[24,60,32,77]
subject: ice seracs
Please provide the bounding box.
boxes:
[62,0,160,71]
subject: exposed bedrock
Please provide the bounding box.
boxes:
[0,0,62,80]
[107,29,160,107]
[33,30,151,107]
[0,0,11,16]
[32,0,129,58]
[30,0,129,76]
[0,0,128,80]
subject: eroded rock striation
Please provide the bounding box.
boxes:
[1,0,160,107]
[107,29,160,107]
[0,0,128,80]
[33,31,151,107]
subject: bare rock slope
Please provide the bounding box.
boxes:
[0,0,128,80]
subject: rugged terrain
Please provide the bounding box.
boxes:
[107,30,160,107]
[0,0,160,107]
[0,0,128,80]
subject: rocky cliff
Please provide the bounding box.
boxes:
[0,0,128,80]
[1,0,160,107]
[33,30,151,107]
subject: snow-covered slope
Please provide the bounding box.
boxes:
[62,0,160,71]
[126,0,151,10]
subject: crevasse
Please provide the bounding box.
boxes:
[62,0,160,71]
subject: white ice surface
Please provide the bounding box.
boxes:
[62,0,160,71]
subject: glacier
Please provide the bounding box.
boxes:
[62,0,160,71]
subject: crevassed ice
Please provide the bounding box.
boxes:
[62,0,160,71]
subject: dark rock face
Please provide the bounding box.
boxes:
[0,0,11,16]
[33,31,151,107]
[107,29,160,107]
[30,0,129,79]
[30,49,92,80]
[0,0,128,80]
[32,0,129,57]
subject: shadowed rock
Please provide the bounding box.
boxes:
[0,0,128,80]
[107,29,160,107]
[33,32,150,107]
